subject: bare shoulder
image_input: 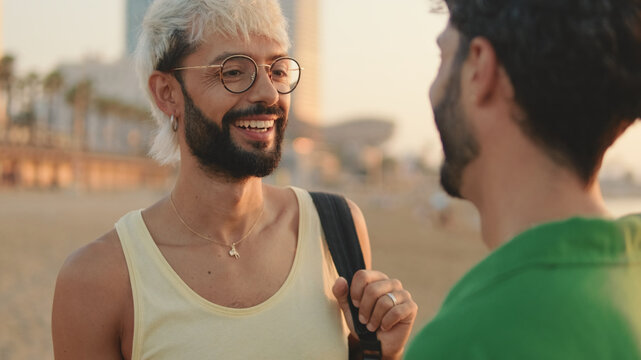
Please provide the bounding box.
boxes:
[52,229,130,359]
[55,229,129,296]
[344,197,365,222]
[266,184,299,203]
[343,198,372,268]
[265,184,300,216]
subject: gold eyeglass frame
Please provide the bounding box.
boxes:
[172,54,302,94]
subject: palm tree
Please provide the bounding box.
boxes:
[0,55,16,141]
[65,79,92,150]
[17,72,40,145]
[65,79,93,190]
[43,70,64,146]
[95,96,150,154]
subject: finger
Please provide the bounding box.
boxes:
[380,299,418,332]
[357,278,402,327]
[366,291,404,332]
[331,277,354,331]
[350,269,389,308]
[332,276,349,311]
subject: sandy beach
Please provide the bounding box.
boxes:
[0,184,505,359]
[2,183,640,359]
[0,189,167,359]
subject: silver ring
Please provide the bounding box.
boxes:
[386,292,398,306]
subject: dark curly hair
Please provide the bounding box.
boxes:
[444,0,641,183]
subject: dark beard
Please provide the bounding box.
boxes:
[182,91,286,181]
[433,64,480,199]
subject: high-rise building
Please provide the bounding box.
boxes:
[0,0,4,57]
[0,0,7,139]
[125,0,154,55]
[280,0,322,127]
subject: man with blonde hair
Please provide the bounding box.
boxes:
[52,0,417,359]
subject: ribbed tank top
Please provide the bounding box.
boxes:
[115,186,349,359]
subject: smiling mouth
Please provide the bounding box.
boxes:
[234,120,275,133]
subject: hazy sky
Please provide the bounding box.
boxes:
[2,0,640,176]
[2,0,444,158]
[3,0,125,72]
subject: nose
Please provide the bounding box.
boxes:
[246,65,280,105]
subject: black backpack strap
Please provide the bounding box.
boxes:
[310,191,382,360]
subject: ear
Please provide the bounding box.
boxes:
[463,37,504,105]
[148,71,183,118]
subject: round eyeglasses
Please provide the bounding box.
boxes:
[172,55,302,94]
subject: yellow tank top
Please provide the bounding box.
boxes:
[115,187,349,359]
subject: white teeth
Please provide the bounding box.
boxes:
[235,120,274,129]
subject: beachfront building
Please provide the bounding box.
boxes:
[0,57,170,191]
[0,0,394,191]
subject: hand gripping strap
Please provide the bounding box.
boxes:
[310,192,382,360]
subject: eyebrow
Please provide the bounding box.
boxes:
[210,51,289,65]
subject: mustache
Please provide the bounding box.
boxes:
[223,104,285,125]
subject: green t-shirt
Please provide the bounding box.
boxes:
[405,215,641,359]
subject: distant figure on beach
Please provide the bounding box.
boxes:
[51,0,416,359]
[428,190,452,227]
[406,0,641,359]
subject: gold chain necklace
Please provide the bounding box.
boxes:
[169,193,264,259]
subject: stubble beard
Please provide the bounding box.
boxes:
[433,65,480,199]
[182,90,286,182]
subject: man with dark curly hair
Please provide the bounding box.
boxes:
[406,0,641,358]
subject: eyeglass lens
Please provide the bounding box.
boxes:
[221,56,300,94]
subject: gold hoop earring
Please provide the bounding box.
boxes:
[171,115,178,132]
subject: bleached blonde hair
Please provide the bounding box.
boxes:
[135,0,290,165]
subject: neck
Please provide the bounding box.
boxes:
[464,149,611,250]
[170,162,266,244]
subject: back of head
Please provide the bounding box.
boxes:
[445,0,641,183]
[135,0,290,165]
